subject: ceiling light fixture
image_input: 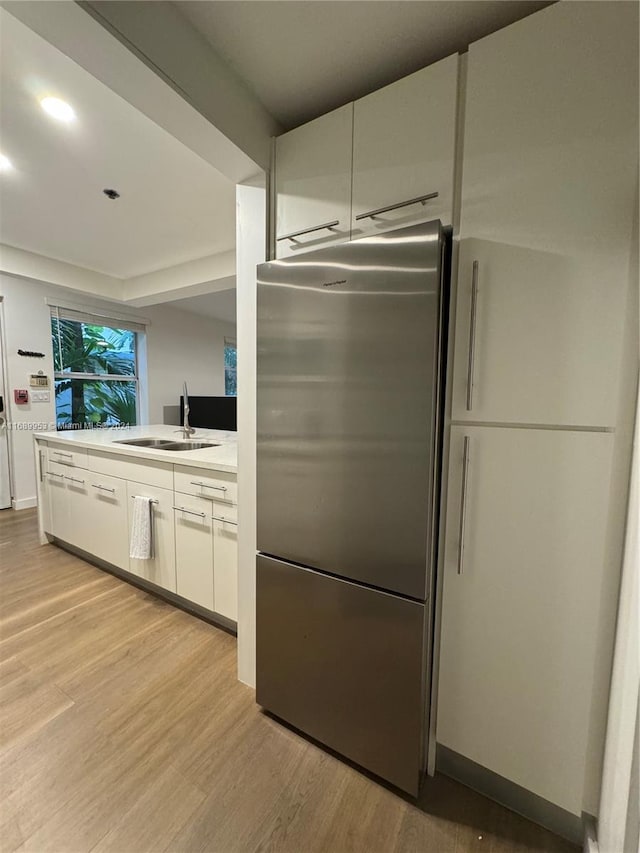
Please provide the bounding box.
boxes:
[40,96,75,122]
[0,153,13,171]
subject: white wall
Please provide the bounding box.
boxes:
[0,273,235,508]
[143,303,234,424]
[236,181,266,687]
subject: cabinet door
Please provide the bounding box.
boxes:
[174,496,214,610]
[451,2,638,427]
[437,426,614,815]
[63,471,91,552]
[351,55,458,239]
[45,462,69,541]
[87,474,129,570]
[275,104,353,258]
[36,443,52,535]
[212,501,237,622]
[127,482,176,593]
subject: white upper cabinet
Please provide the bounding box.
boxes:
[275,104,353,258]
[451,1,639,427]
[351,55,459,239]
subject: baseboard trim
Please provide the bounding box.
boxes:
[51,538,237,636]
[436,744,583,846]
[12,496,37,511]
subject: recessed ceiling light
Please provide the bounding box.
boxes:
[0,153,12,171]
[40,97,75,122]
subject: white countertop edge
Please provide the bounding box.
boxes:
[33,424,238,474]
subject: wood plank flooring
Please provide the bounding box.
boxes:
[0,508,577,853]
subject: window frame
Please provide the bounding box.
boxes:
[50,305,145,429]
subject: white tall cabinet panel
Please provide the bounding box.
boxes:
[438,426,614,815]
[46,463,69,541]
[275,104,353,258]
[127,482,176,593]
[351,55,458,239]
[451,1,638,427]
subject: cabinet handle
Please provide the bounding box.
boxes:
[92,483,116,493]
[457,436,471,575]
[39,450,45,483]
[355,192,439,221]
[277,220,340,242]
[65,476,85,484]
[173,505,207,519]
[47,470,64,479]
[190,481,227,493]
[466,261,479,411]
[53,450,72,458]
[213,515,238,527]
[131,495,159,504]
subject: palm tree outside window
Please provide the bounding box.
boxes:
[50,306,143,429]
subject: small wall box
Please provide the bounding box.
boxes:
[30,374,50,388]
[14,389,29,404]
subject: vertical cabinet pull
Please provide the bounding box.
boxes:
[466,261,479,411]
[457,436,471,575]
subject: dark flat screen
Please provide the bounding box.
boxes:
[179,395,237,431]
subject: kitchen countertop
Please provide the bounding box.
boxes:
[34,424,238,474]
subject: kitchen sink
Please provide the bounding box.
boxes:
[161,441,219,451]
[114,438,220,451]
[115,438,176,448]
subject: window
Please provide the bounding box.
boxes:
[50,306,143,429]
[224,338,237,396]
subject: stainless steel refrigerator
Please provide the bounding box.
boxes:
[256,220,448,796]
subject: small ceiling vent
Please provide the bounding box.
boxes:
[103,188,120,200]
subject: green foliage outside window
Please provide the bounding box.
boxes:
[225,341,237,396]
[51,317,138,428]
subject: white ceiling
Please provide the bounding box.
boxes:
[169,287,237,326]
[0,8,237,279]
[178,0,552,130]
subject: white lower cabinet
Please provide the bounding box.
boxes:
[174,496,214,610]
[40,445,237,622]
[63,472,91,553]
[36,443,52,535]
[127,481,176,593]
[437,426,614,815]
[212,501,238,622]
[87,473,129,570]
[46,462,70,542]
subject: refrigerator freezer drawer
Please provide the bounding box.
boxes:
[256,554,428,796]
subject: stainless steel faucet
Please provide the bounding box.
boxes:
[176,381,196,439]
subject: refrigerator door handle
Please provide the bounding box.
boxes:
[466,261,479,411]
[457,436,471,575]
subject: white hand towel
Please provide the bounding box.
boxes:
[130,495,154,560]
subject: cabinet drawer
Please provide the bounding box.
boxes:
[174,466,237,504]
[48,443,89,470]
[89,451,173,490]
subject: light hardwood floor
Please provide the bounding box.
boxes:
[0,508,576,853]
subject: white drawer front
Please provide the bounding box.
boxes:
[48,443,89,470]
[89,450,173,490]
[174,466,237,504]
